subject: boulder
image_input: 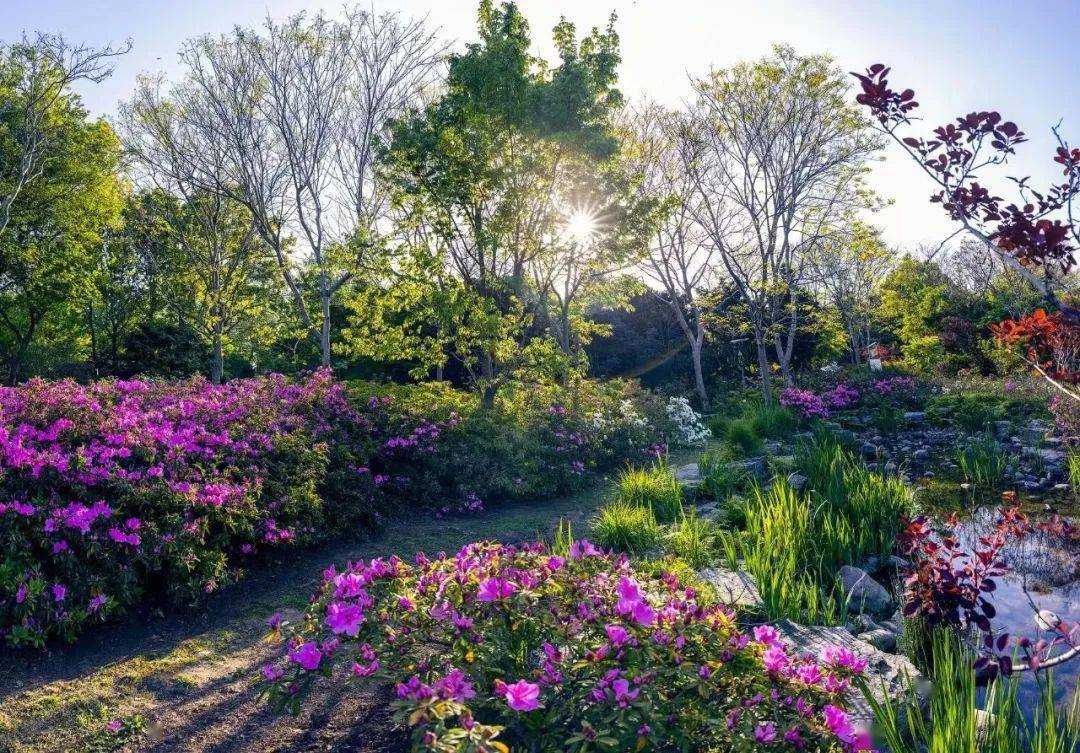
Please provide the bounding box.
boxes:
[857,628,898,653]
[772,620,928,726]
[674,463,701,488]
[697,568,762,609]
[838,565,894,617]
[787,472,809,493]
[903,411,926,423]
[733,456,767,479]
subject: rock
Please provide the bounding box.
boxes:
[675,463,701,487]
[912,448,930,462]
[903,411,926,423]
[764,440,784,455]
[1053,483,1070,491]
[733,456,767,479]
[772,620,929,726]
[1035,609,1062,631]
[697,568,762,609]
[838,565,894,617]
[857,628,898,653]
[960,482,972,491]
[787,472,809,493]
[993,420,1012,438]
[860,442,878,459]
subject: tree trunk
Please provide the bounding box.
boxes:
[480,351,496,409]
[319,281,332,369]
[755,330,772,405]
[211,319,224,385]
[87,302,99,379]
[690,335,709,410]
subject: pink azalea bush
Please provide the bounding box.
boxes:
[779,388,831,419]
[264,540,873,752]
[779,385,862,419]
[1,374,665,647]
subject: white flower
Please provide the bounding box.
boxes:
[665,396,711,445]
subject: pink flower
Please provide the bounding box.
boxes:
[325,602,365,636]
[288,641,322,671]
[611,678,639,707]
[500,679,540,712]
[762,645,789,673]
[753,624,782,647]
[88,594,107,613]
[476,577,516,602]
[51,583,66,602]
[605,623,630,647]
[263,663,284,682]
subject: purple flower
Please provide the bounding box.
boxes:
[288,641,322,671]
[325,602,365,636]
[499,679,540,712]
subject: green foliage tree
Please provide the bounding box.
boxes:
[379,1,628,401]
[0,90,123,382]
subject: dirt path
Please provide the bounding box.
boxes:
[0,467,647,753]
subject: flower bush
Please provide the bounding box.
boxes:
[1,374,666,647]
[779,388,830,419]
[664,396,711,445]
[264,540,873,752]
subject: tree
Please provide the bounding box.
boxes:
[380,1,624,401]
[808,222,891,364]
[122,7,443,368]
[687,46,883,401]
[0,33,128,239]
[0,92,123,383]
[87,190,179,376]
[624,101,720,408]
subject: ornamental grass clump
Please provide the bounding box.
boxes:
[616,464,683,522]
[592,500,662,555]
[264,540,875,752]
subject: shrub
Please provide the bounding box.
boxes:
[1,373,667,647]
[592,501,662,554]
[616,465,682,522]
[264,540,874,751]
[664,396,711,445]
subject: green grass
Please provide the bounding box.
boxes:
[720,434,912,622]
[1067,451,1080,496]
[592,500,662,554]
[860,627,1080,753]
[665,509,720,568]
[724,418,764,457]
[698,449,748,501]
[745,402,798,439]
[955,435,1008,490]
[616,464,683,522]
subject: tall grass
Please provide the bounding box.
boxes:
[860,628,1080,753]
[592,500,662,554]
[617,464,683,522]
[727,480,843,623]
[720,435,911,621]
[725,418,764,457]
[665,509,720,569]
[698,449,748,501]
[797,433,912,565]
[956,435,1008,489]
[745,401,798,439]
[1067,451,1080,496]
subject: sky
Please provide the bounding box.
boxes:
[3,0,1079,250]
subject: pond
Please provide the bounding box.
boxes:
[925,486,1080,720]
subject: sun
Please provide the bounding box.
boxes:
[564,207,601,245]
